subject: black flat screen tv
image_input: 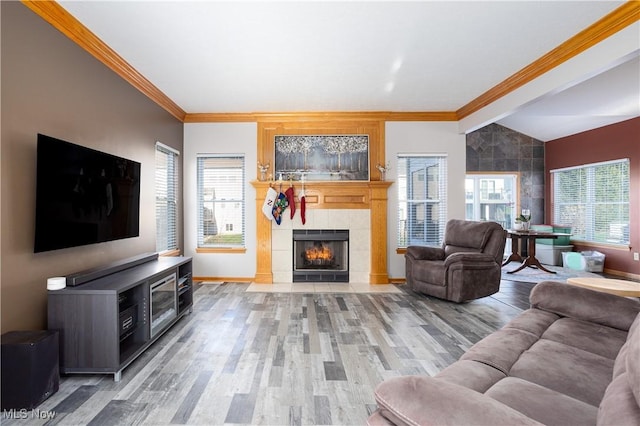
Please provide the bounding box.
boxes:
[34,134,141,253]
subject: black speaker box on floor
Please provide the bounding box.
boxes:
[1,330,59,410]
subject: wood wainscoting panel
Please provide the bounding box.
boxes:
[253,184,273,283]
[369,182,393,284]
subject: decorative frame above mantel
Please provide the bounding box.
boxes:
[258,118,385,182]
[274,135,370,181]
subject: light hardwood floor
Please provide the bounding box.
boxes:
[3,280,534,426]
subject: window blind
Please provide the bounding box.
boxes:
[155,142,179,253]
[197,155,245,247]
[397,155,448,247]
[552,158,629,245]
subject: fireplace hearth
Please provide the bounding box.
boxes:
[293,230,349,282]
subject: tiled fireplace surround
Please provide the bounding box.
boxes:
[272,209,370,283]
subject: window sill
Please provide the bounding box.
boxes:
[196,247,247,254]
[159,249,181,257]
[569,241,631,252]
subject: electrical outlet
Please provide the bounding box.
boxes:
[634,252,640,261]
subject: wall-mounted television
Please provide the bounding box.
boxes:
[34,134,141,253]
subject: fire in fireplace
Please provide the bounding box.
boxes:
[293,230,349,282]
[304,242,335,266]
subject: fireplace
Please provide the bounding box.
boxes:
[292,230,349,282]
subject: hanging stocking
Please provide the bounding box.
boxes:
[272,191,288,225]
[285,185,296,219]
[299,188,306,225]
[262,187,277,220]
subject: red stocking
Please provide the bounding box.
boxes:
[285,186,296,219]
[300,193,306,225]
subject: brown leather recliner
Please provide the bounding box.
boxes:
[405,219,506,302]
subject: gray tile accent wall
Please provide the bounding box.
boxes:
[466,124,545,225]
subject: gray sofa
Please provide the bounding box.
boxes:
[369,281,640,425]
[405,219,506,303]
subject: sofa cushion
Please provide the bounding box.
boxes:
[614,313,640,379]
[597,374,640,426]
[504,308,560,337]
[510,339,614,406]
[626,313,640,407]
[613,340,630,379]
[597,313,640,425]
[443,219,498,251]
[373,375,543,426]
[485,377,597,426]
[435,359,506,393]
[531,281,640,331]
[541,317,628,360]
[444,244,482,257]
[461,328,540,375]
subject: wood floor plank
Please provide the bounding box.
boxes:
[7,280,536,425]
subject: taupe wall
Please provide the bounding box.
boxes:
[0,2,184,332]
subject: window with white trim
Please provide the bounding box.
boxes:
[197,155,245,248]
[465,173,518,229]
[155,142,179,253]
[397,155,448,247]
[551,159,629,245]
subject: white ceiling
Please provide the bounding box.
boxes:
[497,54,640,141]
[58,1,639,141]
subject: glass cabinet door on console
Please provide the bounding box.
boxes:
[150,273,177,338]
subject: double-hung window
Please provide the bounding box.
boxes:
[197,154,245,248]
[155,142,179,253]
[397,155,448,247]
[551,159,630,245]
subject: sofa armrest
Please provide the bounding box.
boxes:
[405,246,445,261]
[530,281,640,331]
[373,376,543,426]
[443,252,497,267]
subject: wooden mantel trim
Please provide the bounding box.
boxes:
[251,180,393,284]
[368,181,394,284]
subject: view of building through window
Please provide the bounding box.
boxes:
[397,155,448,247]
[197,155,245,247]
[465,174,518,229]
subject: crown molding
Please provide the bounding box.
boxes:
[23,1,637,125]
[184,111,458,123]
[22,0,187,122]
[457,1,640,120]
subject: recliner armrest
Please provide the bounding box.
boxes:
[405,245,445,261]
[373,376,543,426]
[443,252,497,267]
